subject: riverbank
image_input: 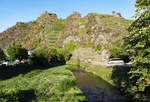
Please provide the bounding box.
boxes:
[68,60,116,87]
[83,64,116,86]
[72,68,132,102]
[68,59,132,88]
[0,65,85,102]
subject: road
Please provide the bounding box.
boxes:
[88,61,132,67]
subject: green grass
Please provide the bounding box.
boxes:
[0,65,85,102]
[83,65,115,86]
[79,62,131,88]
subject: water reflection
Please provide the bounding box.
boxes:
[72,69,132,102]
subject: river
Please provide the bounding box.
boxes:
[72,69,132,102]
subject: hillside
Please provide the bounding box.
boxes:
[0,11,64,49]
[0,11,132,61]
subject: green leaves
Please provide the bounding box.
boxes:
[7,44,28,61]
[135,0,150,12]
[122,1,150,100]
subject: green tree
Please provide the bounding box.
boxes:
[135,0,150,12]
[123,0,150,100]
[7,44,28,61]
[0,48,6,61]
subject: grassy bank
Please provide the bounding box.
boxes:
[0,65,85,102]
[68,59,130,87]
[79,62,131,89]
[83,64,115,86]
[68,60,115,86]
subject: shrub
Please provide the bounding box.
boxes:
[49,47,66,64]
[7,44,28,61]
[116,13,122,17]
[109,39,130,63]
[31,38,41,48]
[110,47,130,63]
[32,47,66,65]
[32,48,51,65]
[95,44,103,52]
[64,42,77,52]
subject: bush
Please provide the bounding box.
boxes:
[110,47,130,63]
[7,44,28,61]
[32,49,51,65]
[64,42,77,52]
[32,48,66,65]
[95,44,103,52]
[49,47,66,64]
[109,39,130,63]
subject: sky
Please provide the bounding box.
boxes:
[0,0,136,33]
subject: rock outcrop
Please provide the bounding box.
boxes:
[0,11,132,61]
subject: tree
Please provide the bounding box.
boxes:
[135,0,150,12]
[122,0,150,100]
[133,0,150,17]
[0,48,6,61]
[116,13,122,17]
[7,44,28,61]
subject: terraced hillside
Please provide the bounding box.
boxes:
[0,11,65,49]
[0,11,132,60]
[56,12,133,61]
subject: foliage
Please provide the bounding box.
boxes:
[31,38,41,48]
[95,44,103,52]
[0,48,6,61]
[61,48,72,62]
[116,13,122,17]
[32,47,66,65]
[49,47,66,64]
[64,42,77,52]
[120,1,150,101]
[135,0,150,12]
[32,48,51,65]
[110,47,130,63]
[6,44,28,61]
[109,39,130,63]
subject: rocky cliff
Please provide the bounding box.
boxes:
[0,11,132,61]
[56,12,132,61]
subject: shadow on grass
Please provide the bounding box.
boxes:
[111,65,131,87]
[18,89,36,102]
[0,89,36,102]
[0,64,65,80]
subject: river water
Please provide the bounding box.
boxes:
[72,69,132,102]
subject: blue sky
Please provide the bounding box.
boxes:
[0,0,136,32]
